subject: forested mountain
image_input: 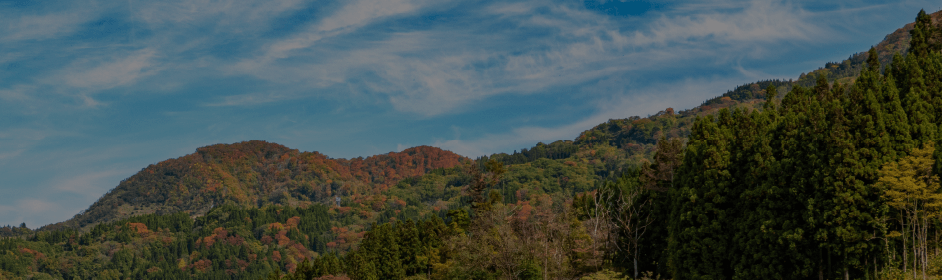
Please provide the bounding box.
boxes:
[45,142,467,231]
[1,9,942,280]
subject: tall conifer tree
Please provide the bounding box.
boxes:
[669,110,735,279]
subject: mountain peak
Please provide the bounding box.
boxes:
[46,142,467,231]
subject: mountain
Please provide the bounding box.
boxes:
[45,141,467,231]
[3,9,940,280]
[570,10,942,162]
[42,10,942,233]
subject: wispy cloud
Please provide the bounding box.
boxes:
[435,75,760,157]
[217,0,831,117]
[0,9,95,42]
[60,49,159,91]
[235,0,428,73]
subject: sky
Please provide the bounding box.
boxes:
[1,0,939,227]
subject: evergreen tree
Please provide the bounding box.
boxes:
[359,223,405,279]
[668,110,736,279]
[902,54,937,144]
[346,251,379,280]
[396,219,423,275]
[881,71,913,159]
[909,10,936,59]
[730,106,807,279]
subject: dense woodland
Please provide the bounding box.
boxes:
[2,9,942,280]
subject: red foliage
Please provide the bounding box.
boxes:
[272,250,282,262]
[19,248,44,260]
[189,259,213,273]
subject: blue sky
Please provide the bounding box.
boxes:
[0,0,938,227]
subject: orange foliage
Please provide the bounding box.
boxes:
[189,259,213,273]
[516,202,533,222]
[19,248,44,260]
[268,222,284,231]
[276,230,291,246]
[127,222,150,235]
[285,216,301,228]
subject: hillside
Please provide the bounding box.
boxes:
[45,141,467,231]
[30,10,942,234]
[570,10,942,161]
[1,8,941,280]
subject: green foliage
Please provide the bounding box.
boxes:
[668,111,736,278]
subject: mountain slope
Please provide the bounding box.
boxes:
[567,10,942,160]
[49,141,467,231]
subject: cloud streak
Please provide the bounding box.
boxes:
[217,0,832,117]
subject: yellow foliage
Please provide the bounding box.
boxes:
[880,144,942,216]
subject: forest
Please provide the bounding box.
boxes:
[1,9,942,280]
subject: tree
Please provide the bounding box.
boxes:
[358,223,404,279]
[346,251,379,280]
[641,137,684,192]
[880,144,942,280]
[467,159,506,213]
[599,172,652,279]
[668,110,736,279]
[396,219,423,275]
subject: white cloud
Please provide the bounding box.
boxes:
[236,0,428,72]
[221,0,831,117]
[61,49,159,90]
[627,1,821,46]
[317,0,421,32]
[435,75,757,157]
[0,11,92,42]
[134,0,305,28]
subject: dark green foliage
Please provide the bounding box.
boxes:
[490,140,580,165]
[668,111,736,278]
[935,139,942,177]
[576,108,691,150]
[704,79,792,105]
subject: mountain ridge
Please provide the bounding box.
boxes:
[34,9,942,232]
